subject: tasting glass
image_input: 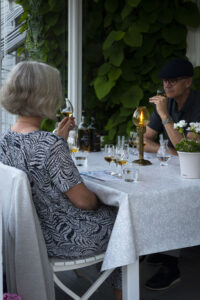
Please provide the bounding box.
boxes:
[104,144,115,174]
[68,130,79,158]
[157,139,171,166]
[61,98,74,117]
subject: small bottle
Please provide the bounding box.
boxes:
[78,111,91,151]
[88,114,101,152]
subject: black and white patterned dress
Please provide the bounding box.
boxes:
[0,130,117,257]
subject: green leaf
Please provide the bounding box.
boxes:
[108,67,122,81]
[133,20,149,33]
[104,14,113,28]
[126,0,141,8]
[105,0,119,13]
[120,85,143,108]
[98,63,111,76]
[161,44,174,58]
[120,107,133,116]
[124,26,143,47]
[105,111,127,129]
[109,44,124,67]
[121,4,133,20]
[162,24,187,45]
[41,118,56,132]
[175,2,200,28]
[94,76,115,100]
[141,0,160,12]
[103,30,125,50]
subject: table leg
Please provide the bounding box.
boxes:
[122,259,139,300]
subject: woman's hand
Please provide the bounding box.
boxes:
[57,116,75,140]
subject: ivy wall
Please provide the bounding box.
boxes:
[16,0,200,142]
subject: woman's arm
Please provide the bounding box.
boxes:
[65,183,100,210]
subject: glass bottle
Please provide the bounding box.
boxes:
[88,114,101,152]
[78,112,91,151]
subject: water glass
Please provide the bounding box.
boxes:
[75,151,88,167]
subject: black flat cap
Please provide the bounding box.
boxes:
[158,57,194,79]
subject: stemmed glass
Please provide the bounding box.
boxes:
[61,98,74,117]
[104,144,115,174]
[53,98,74,134]
[68,131,79,158]
[129,131,138,155]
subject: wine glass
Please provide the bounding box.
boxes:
[157,139,171,166]
[157,87,166,97]
[61,98,74,117]
[68,130,79,158]
[104,144,115,174]
[53,98,74,134]
[129,131,138,155]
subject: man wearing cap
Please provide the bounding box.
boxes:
[144,57,200,154]
[144,57,200,291]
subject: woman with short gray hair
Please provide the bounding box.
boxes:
[0,61,122,300]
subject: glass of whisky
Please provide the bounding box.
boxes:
[61,98,74,117]
[104,144,115,174]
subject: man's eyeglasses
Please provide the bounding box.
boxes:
[163,77,188,86]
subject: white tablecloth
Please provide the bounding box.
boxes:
[80,152,200,271]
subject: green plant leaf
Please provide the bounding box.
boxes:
[41,118,56,132]
[120,107,133,116]
[104,14,113,27]
[141,0,160,12]
[120,85,143,108]
[162,24,187,44]
[126,0,141,8]
[109,44,124,66]
[121,4,133,20]
[98,63,111,76]
[108,67,122,81]
[124,26,143,47]
[94,76,115,100]
[103,30,125,50]
[105,0,119,13]
[175,2,200,28]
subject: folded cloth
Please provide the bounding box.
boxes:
[81,170,121,181]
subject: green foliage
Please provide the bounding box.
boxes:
[15,0,67,131]
[15,0,200,140]
[85,0,200,143]
[176,139,200,152]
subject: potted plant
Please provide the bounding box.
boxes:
[174,120,200,178]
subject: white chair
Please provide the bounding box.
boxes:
[0,162,114,300]
[50,253,114,300]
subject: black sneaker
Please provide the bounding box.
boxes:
[144,265,181,291]
[145,253,171,266]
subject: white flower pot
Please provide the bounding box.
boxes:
[178,151,200,179]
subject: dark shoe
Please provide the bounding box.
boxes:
[145,253,170,266]
[144,265,181,291]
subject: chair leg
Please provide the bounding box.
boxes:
[81,268,115,300]
[54,268,115,300]
[53,273,81,300]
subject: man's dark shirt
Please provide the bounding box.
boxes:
[148,90,200,148]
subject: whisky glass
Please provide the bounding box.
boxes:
[104,144,115,174]
[61,98,74,117]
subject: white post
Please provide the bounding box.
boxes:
[68,0,82,125]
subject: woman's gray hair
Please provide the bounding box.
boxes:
[0,61,63,120]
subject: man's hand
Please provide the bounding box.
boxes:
[149,95,168,120]
[57,116,75,140]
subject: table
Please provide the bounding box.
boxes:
[78,152,200,300]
